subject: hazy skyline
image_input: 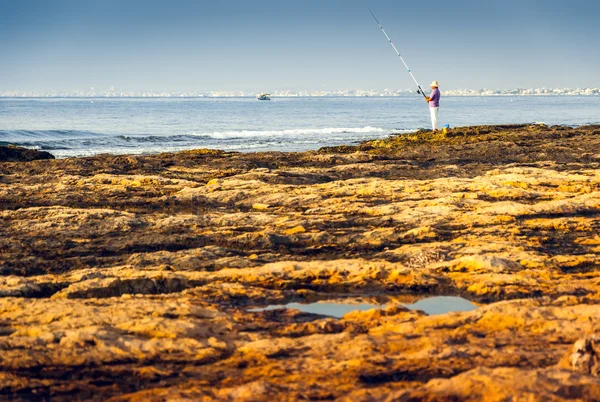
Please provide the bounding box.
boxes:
[1,0,598,93]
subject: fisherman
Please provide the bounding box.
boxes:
[425,81,440,132]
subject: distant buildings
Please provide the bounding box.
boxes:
[0,88,598,98]
[438,88,600,96]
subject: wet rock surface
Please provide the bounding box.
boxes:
[2,124,600,400]
[0,145,55,162]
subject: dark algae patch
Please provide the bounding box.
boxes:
[0,145,55,162]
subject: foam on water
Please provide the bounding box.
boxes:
[0,126,388,142]
[0,126,395,157]
[197,126,388,139]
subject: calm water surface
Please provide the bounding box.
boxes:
[249,296,478,318]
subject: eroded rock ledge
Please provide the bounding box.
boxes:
[0,145,55,162]
[2,124,600,401]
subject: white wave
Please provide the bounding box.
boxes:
[4,126,408,158]
[191,126,389,139]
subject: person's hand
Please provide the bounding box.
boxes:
[425,97,431,102]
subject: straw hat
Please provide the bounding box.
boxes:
[430,81,439,87]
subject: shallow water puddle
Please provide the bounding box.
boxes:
[248,296,477,318]
[406,296,478,315]
[249,302,380,318]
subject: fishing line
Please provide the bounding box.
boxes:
[369,9,428,99]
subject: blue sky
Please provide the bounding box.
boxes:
[1,0,598,92]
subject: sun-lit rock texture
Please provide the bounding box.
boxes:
[2,124,600,401]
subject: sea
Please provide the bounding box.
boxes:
[1,96,599,158]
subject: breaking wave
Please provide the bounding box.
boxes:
[0,126,397,157]
[0,129,106,142]
[0,126,388,142]
[194,126,388,139]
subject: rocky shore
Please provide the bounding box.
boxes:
[2,124,600,401]
[0,145,54,163]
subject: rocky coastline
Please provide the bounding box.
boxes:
[2,124,600,400]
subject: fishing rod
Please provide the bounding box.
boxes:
[368,9,428,100]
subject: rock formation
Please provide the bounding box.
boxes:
[0,145,55,162]
[2,124,600,400]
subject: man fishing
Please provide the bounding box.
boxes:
[425,81,440,132]
[369,10,443,133]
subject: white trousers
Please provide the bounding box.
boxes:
[430,107,439,131]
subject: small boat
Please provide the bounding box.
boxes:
[256,93,271,101]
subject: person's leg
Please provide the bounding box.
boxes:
[430,107,435,130]
[430,107,439,131]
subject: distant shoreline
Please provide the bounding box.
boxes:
[1,94,599,100]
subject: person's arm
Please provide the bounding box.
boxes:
[425,89,437,102]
